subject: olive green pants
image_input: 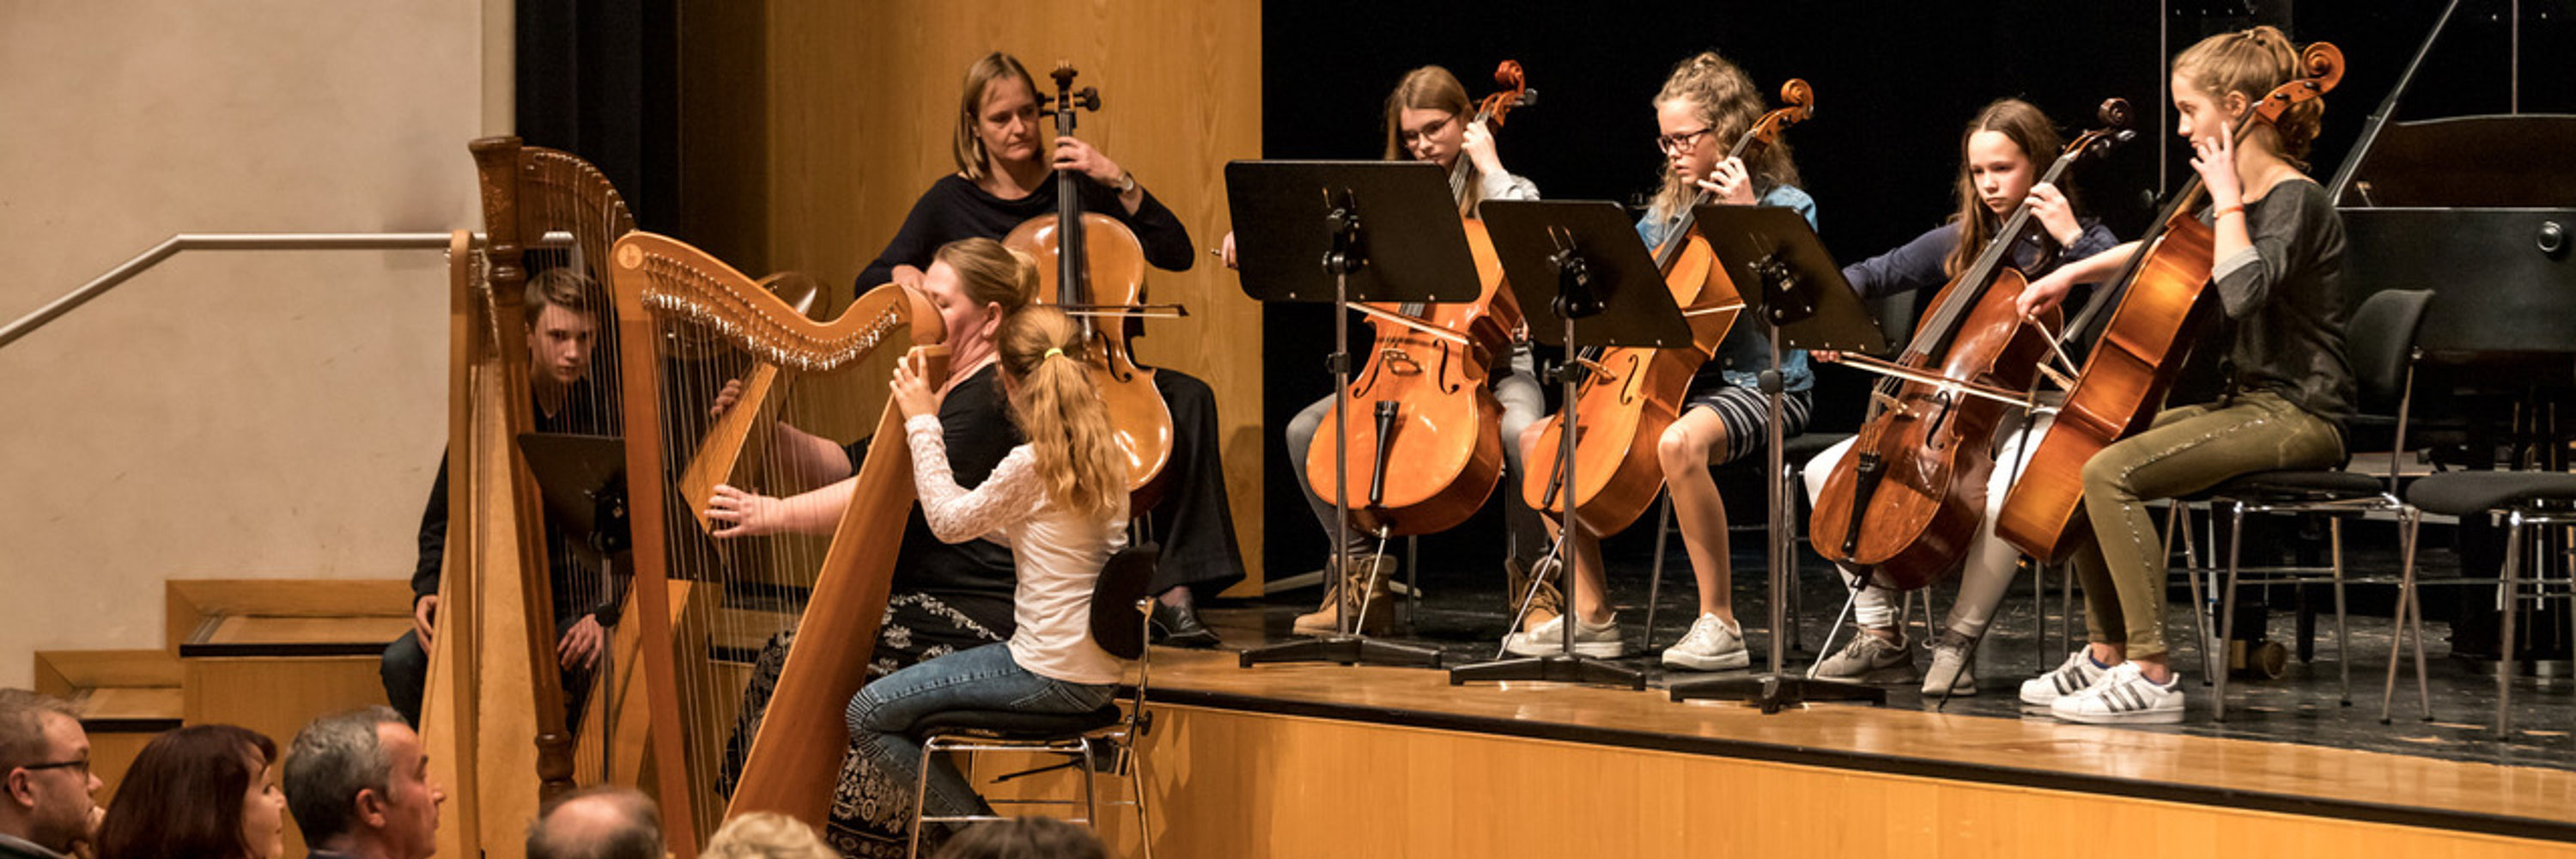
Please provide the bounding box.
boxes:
[2070,391,2344,661]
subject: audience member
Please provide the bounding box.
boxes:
[283,707,443,859]
[0,691,102,859]
[929,819,1106,859]
[702,812,833,859]
[94,725,283,859]
[525,787,659,859]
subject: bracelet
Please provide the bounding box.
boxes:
[2214,204,2245,219]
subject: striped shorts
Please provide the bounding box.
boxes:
[1682,384,1814,466]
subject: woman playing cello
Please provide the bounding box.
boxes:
[2011,26,2351,722]
[1504,50,1816,670]
[858,52,1244,648]
[1800,98,2121,696]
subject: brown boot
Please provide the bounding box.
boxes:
[1505,556,1564,632]
[1293,554,1397,636]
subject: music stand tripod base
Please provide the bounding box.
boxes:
[1448,653,1646,689]
[1241,634,1446,669]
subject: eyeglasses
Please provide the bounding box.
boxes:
[16,758,89,777]
[1656,126,1715,155]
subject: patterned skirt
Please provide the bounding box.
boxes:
[720,588,1012,858]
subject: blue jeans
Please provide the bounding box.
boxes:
[845,642,1116,824]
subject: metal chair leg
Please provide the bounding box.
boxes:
[2500,513,2527,739]
[2331,515,2352,706]
[907,742,939,859]
[2383,506,2431,723]
[2216,502,2247,722]
[1643,491,1673,650]
[1078,744,1099,828]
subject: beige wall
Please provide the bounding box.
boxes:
[694,0,1269,589]
[0,2,501,688]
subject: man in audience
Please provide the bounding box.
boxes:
[283,706,444,859]
[526,787,661,859]
[0,691,101,859]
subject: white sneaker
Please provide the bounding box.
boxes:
[2050,663,2184,724]
[1922,631,1978,697]
[1813,631,1910,679]
[1661,613,1751,671]
[1504,612,1623,658]
[2020,649,2111,706]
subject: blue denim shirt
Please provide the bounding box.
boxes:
[1636,185,1818,393]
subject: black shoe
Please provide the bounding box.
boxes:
[1151,600,1223,649]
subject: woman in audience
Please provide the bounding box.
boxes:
[95,725,284,859]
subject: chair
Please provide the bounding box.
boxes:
[2195,289,2434,721]
[2387,472,2576,734]
[905,544,1162,858]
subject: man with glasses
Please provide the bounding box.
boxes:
[0,691,101,859]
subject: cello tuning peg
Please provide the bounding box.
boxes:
[1076,87,1101,111]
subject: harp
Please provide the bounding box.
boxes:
[420,137,637,859]
[608,230,945,858]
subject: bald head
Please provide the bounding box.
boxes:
[527,788,660,859]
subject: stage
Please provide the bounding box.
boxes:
[1132,643,2576,856]
[1103,529,2576,856]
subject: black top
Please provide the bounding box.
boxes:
[2205,178,2354,426]
[857,173,1194,289]
[412,376,624,626]
[845,362,1023,606]
[1841,217,2119,304]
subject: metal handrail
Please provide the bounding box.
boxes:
[0,230,574,351]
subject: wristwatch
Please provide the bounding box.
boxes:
[1115,170,1138,194]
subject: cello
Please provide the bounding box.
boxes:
[1520,78,1810,539]
[1303,60,1535,537]
[1809,100,2136,591]
[1996,43,2344,563]
[1004,64,1177,509]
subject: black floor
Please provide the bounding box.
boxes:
[1195,517,2576,774]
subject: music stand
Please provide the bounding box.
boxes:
[1446,200,1692,690]
[1226,160,1479,669]
[513,430,631,758]
[1661,204,1889,711]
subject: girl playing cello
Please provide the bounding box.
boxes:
[1506,50,1816,670]
[1801,98,2120,696]
[2012,25,2351,722]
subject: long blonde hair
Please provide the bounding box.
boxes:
[1382,65,1482,216]
[993,306,1127,521]
[1649,51,1801,222]
[1945,99,2068,277]
[951,52,1040,182]
[2173,25,2324,166]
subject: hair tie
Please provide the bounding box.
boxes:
[1043,347,1065,359]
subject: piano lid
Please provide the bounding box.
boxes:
[2337,114,2576,208]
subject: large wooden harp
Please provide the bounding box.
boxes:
[422,137,639,859]
[608,231,945,858]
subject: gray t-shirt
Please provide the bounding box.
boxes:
[2204,177,2354,427]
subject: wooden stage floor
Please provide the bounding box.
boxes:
[1127,641,2576,856]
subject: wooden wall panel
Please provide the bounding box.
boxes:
[703,0,1267,590]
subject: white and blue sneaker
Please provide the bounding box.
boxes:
[2050,662,2185,724]
[2020,649,2111,706]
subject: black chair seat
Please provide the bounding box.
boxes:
[2201,469,2388,502]
[912,704,1122,741]
[2404,472,2576,517]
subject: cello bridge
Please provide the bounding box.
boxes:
[1378,347,1425,375]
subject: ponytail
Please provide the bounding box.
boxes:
[993,306,1127,520]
